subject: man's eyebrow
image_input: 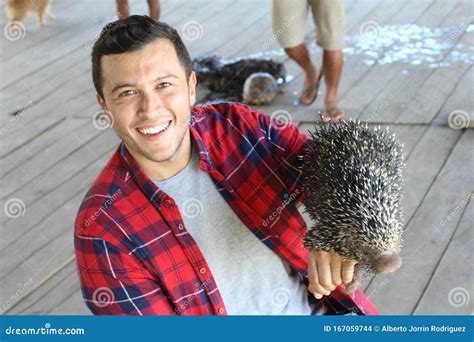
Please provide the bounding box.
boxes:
[110,74,180,94]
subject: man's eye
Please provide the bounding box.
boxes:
[157,82,171,89]
[119,90,135,97]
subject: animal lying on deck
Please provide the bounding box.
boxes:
[5,0,55,27]
[302,119,405,293]
[193,55,287,105]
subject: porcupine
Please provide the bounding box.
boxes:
[302,119,405,293]
[192,55,286,104]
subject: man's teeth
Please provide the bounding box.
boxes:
[138,121,170,135]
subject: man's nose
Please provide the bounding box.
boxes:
[138,92,163,115]
[372,252,402,274]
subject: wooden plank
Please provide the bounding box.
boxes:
[0,48,91,119]
[0,0,184,67]
[48,289,91,315]
[413,197,473,315]
[359,1,470,123]
[363,129,472,314]
[0,144,116,299]
[6,258,89,315]
[0,118,114,205]
[0,129,117,237]
[396,29,472,124]
[0,0,85,59]
[343,0,455,119]
[432,66,473,127]
[186,0,273,59]
[0,115,66,159]
[0,109,94,178]
[0,0,213,118]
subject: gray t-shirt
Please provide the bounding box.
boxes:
[155,142,316,315]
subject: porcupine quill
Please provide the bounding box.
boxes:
[302,118,405,293]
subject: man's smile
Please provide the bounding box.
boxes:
[136,120,172,140]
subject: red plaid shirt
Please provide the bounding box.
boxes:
[74,102,378,316]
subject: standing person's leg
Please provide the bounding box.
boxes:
[283,44,320,105]
[311,0,345,121]
[116,0,130,19]
[147,0,160,21]
[273,0,321,105]
[322,50,343,119]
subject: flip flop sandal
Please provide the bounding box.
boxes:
[299,68,323,106]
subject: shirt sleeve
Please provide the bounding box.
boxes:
[254,108,309,203]
[75,235,176,315]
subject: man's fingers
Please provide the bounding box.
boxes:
[308,284,323,299]
[341,259,357,284]
[316,254,337,292]
[330,258,343,287]
[308,252,331,296]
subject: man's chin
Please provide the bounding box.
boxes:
[140,149,176,163]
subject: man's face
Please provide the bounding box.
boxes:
[98,38,196,164]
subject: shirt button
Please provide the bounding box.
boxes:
[165,199,172,205]
[218,308,225,314]
[178,223,184,230]
[200,268,206,274]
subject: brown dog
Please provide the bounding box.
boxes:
[5,0,55,26]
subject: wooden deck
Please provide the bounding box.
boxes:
[0,0,472,315]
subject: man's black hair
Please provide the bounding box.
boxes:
[91,15,193,98]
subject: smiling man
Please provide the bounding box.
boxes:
[74,15,378,316]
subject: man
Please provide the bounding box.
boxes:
[75,15,378,315]
[272,0,345,121]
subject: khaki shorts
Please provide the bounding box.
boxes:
[272,0,345,50]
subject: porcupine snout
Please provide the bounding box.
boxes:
[372,252,402,274]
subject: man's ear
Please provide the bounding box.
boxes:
[96,94,107,111]
[188,71,197,106]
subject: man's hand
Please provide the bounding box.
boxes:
[307,251,357,299]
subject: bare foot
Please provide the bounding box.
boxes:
[299,66,321,105]
[323,104,344,122]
